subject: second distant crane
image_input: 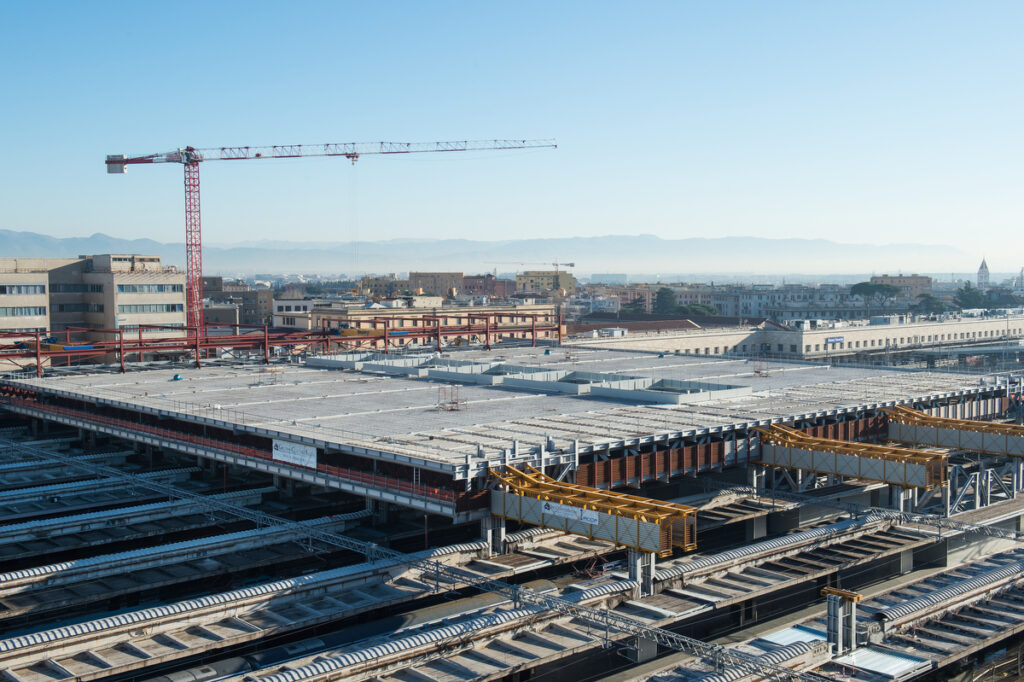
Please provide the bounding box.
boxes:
[106,139,557,328]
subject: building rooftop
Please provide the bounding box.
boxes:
[6,347,996,476]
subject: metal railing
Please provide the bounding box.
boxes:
[5,399,457,503]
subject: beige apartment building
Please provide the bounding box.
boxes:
[515,270,577,293]
[303,303,559,349]
[408,272,463,297]
[0,259,78,334]
[49,255,185,337]
[870,274,932,301]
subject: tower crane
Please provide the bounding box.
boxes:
[106,139,557,328]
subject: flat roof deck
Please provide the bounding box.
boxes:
[3,347,997,474]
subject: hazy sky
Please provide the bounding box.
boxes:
[2,2,1022,270]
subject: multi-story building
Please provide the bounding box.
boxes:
[979,259,990,289]
[409,272,463,297]
[302,303,559,349]
[203,302,241,332]
[572,312,1024,364]
[609,286,654,313]
[238,289,273,325]
[0,259,73,334]
[870,274,932,301]
[515,270,577,293]
[203,276,250,299]
[359,274,407,298]
[461,274,515,298]
[49,255,185,336]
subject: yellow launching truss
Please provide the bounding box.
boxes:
[884,405,1024,457]
[755,424,947,489]
[490,464,697,554]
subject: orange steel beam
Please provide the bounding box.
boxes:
[885,405,1024,437]
[490,464,698,552]
[755,425,945,466]
[495,464,695,522]
[754,424,947,488]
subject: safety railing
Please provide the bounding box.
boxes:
[4,398,456,504]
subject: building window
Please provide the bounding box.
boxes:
[52,283,103,293]
[0,284,46,295]
[55,303,103,313]
[117,304,184,314]
[116,284,184,293]
[0,306,45,317]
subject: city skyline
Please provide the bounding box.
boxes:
[2,2,1024,269]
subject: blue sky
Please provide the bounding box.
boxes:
[2,2,1022,270]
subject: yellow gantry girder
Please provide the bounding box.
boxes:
[492,464,695,523]
[490,464,698,553]
[754,424,946,467]
[885,405,1024,437]
[754,423,947,488]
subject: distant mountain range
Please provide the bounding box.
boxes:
[0,230,969,278]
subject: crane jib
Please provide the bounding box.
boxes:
[104,138,556,331]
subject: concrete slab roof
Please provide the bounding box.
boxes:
[4,347,998,474]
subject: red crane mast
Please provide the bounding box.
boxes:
[106,139,556,328]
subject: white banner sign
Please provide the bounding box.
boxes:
[541,500,598,524]
[272,439,317,469]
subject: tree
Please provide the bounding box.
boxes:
[954,282,986,309]
[655,287,677,314]
[850,282,901,311]
[914,294,949,315]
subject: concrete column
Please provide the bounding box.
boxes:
[899,548,914,574]
[889,485,911,512]
[746,515,767,542]
[372,500,389,525]
[481,516,506,557]
[826,594,844,654]
[843,601,858,652]
[747,464,766,492]
[627,548,655,598]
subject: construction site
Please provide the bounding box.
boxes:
[0,140,1017,682]
[0,340,1022,681]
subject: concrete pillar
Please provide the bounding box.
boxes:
[372,500,389,525]
[746,515,767,542]
[827,595,858,654]
[747,464,766,492]
[889,485,911,512]
[844,601,858,652]
[481,516,506,557]
[899,548,914,574]
[627,548,655,598]
[826,595,844,654]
